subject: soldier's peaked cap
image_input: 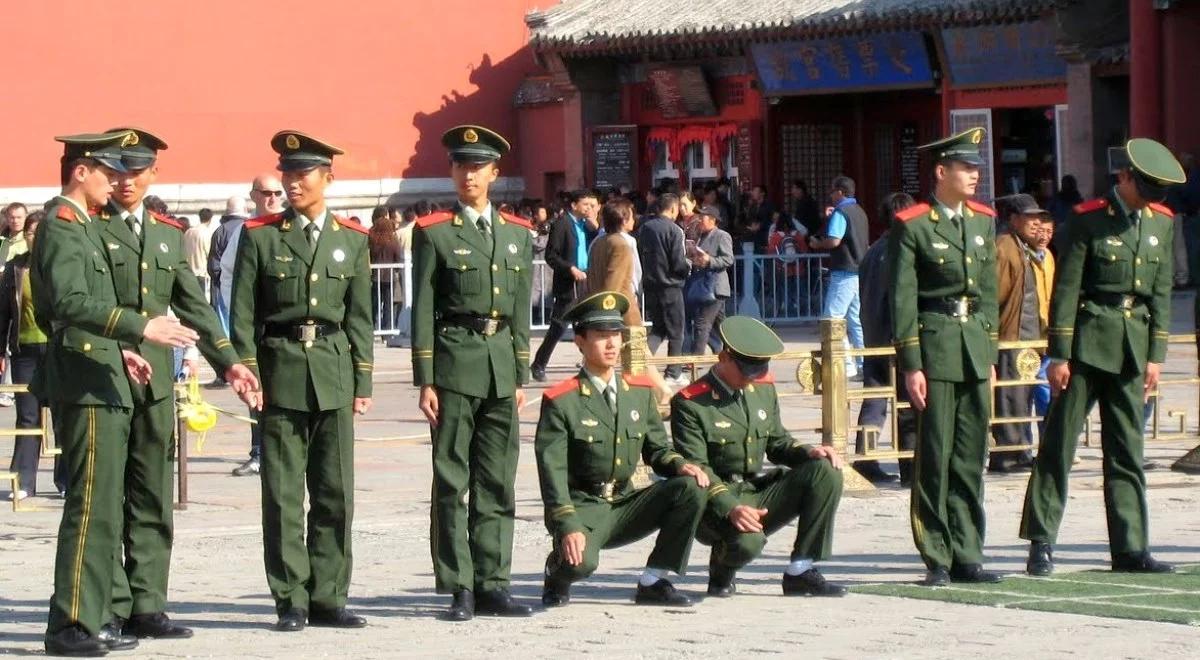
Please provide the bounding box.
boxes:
[918,127,986,166]
[106,126,168,170]
[442,125,510,164]
[564,291,629,332]
[271,130,344,172]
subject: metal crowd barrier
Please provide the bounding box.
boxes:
[0,384,58,511]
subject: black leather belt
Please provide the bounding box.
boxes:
[569,478,629,500]
[918,296,980,317]
[440,313,509,337]
[263,321,341,342]
[719,472,765,484]
[1087,292,1147,310]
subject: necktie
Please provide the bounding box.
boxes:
[304,222,317,252]
[126,214,141,237]
[604,385,617,414]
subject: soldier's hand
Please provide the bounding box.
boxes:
[560,531,586,566]
[419,385,440,428]
[904,370,928,412]
[570,266,587,282]
[243,390,265,412]
[677,463,709,487]
[1047,360,1071,394]
[1144,362,1162,403]
[514,388,526,411]
[354,397,373,414]
[807,445,844,469]
[225,364,260,396]
[142,316,199,348]
[121,350,153,385]
[728,505,768,533]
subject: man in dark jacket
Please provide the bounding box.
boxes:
[637,193,690,384]
[530,190,598,381]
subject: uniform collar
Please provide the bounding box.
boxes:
[708,367,739,398]
[582,366,617,397]
[56,195,90,221]
[297,208,327,231]
[461,203,493,228]
[118,203,145,222]
[931,196,963,220]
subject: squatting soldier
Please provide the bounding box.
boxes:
[1020,138,1185,576]
[889,128,1001,586]
[410,125,535,621]
[671,316,847,598]
[101,127,257,641]
[230,131,374,632]
[36,131,200,657]
[536,291,708,607]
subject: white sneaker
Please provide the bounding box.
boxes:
[7,489,29,501]
[665,374,690,387]
[0,393,13,407]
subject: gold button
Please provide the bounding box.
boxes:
[82,342,92,352]
[616,437,622,444]
[746,436,752,442]
[514,266,520,272]
[493,287,500,294]
[1125,310,1132,318]
[311,273,319,282]
[960,316,968,323]
[304,340,314,348]
[967,278,974,285]
[615,458,622,466]
[1135,279,1142,286]
[141,262,148,270]
[310,297,318,306]
[277,272,286,279]
[141,311,148,317]
[587,436,593,442]
[141,287,149,294]
[491,264,498,271]
[460,264,467,271]
[1136,258,1143,265]
[965,257,973,264]
[1110,254,1117,261]
[938,258,944,264]
[491,310,499,318]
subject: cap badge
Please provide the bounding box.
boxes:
[602,294,616,310]
[333,248,346,263]
[121,132,139,147]
[285,134,300,150]
[463,128,479,144]
[970,129,983,144]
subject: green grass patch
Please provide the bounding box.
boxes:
[852,564,1200,626]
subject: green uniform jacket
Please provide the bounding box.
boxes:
[30,198,148,406]
[100,203,238,401]
[889,199,1000,381]
[229,208,374,411]
[535,371,687,537]
[670,372,813,519]
[1047,191,1173,373]
[410,206,532,398]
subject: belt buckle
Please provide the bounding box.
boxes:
[482,319,499,336]
[600,481,615,501]
[953,297,970,317]
[1121,295,1135,310]
[728,474,744,484]
[298,324,318,342]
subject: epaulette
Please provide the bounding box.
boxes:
[753,373,775,385]
[966,200,996,217]
[501,211,533,230]
[1147,202,1175,219]
[55,205,77,222]
[334,215,368,234]
[244,213,285,230]
[1073,198,1108,214]
[415,211,454,229]
[895,203,930,223]
[622,373,656,388]
[150,211,184,230]
[544,377,579,401]
[678,380,711,400]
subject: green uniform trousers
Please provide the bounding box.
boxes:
[260,405,355,615]
[911,378,990,570]
[109,394,176,620]
[698,461,843,569]
[547,476,706,582]
[430,386,519,594]
[47,404,132,636]
[1020,361,1149,555]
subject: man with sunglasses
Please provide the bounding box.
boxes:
[1020,138,1185,577]
[671,316,846,598]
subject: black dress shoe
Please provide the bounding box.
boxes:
[309,607,367,628]
[274,608,307,632]
[475,589,534,617]
[922,567,951,587]
[635,579,693,606]
[124,612,193,639]
[44,625,108,657]
[854,463,899,484]
[782,568,848,596]
[1027,542,1054,576]
[949,564,1003,583]
[531,366,547,382]
[442,590,475,621]
[707,560,737,598]
[1112,552,1175,573]
[542,575,571,607]
[96,623,138,651]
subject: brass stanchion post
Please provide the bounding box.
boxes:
[820,318,874,493]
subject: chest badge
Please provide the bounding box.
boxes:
[333,249,346,263]
[107,243,120,250]
[973,235,984,246]
[714,420,732,429]
[1149,236,1159,247]
[581,419,599,427]
[453,248,473,256]
[507,243,518,254]
[630,410,640,422]
[159,242,169,253]
[1106,236,1124,246]
[931,242,949,250]
[274,255,293,262]
[757,409,767,421]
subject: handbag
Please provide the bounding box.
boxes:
[684,268,717,306]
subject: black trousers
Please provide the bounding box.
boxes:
[8,343,63,493]
[532,288,578,371]
[644,286,685,378]
[690,297,726,356]
[854,355,917,481]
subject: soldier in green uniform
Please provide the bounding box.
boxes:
[671,316,847,598]
[536,291,708,607]
[99,127,258,641]
[411,125,535,621]
[889,128,1002,586]
[37,132,201,657]
[1020,138,1184,576]
[230,131,374,632]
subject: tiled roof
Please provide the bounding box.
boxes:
[527,0,1058,53]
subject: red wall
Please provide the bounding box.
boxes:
[0,0,544,186]
[1162,4,1200,152]
[517,104,567,200]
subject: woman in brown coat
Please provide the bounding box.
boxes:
[586,198,643,326]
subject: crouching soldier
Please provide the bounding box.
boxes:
[672,316,846,598]
[535,291,709,607]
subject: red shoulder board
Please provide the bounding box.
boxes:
[1073,198,1108,214]
[544,377,579,401]
[895,203,930,223]
[1147,202,1174,218]
[752,373,775,385]
[501,211,533,230]
[678,380,712,400]
[55,205,77,222]
[244,213,285,230]
[622,373,656,388]
[415,211,454,229]
[966,200,996,217]
[335,215,368,234]
[150,211,183,230]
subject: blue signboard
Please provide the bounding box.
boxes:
[750,32,934,96]
[941,21,1066,87]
